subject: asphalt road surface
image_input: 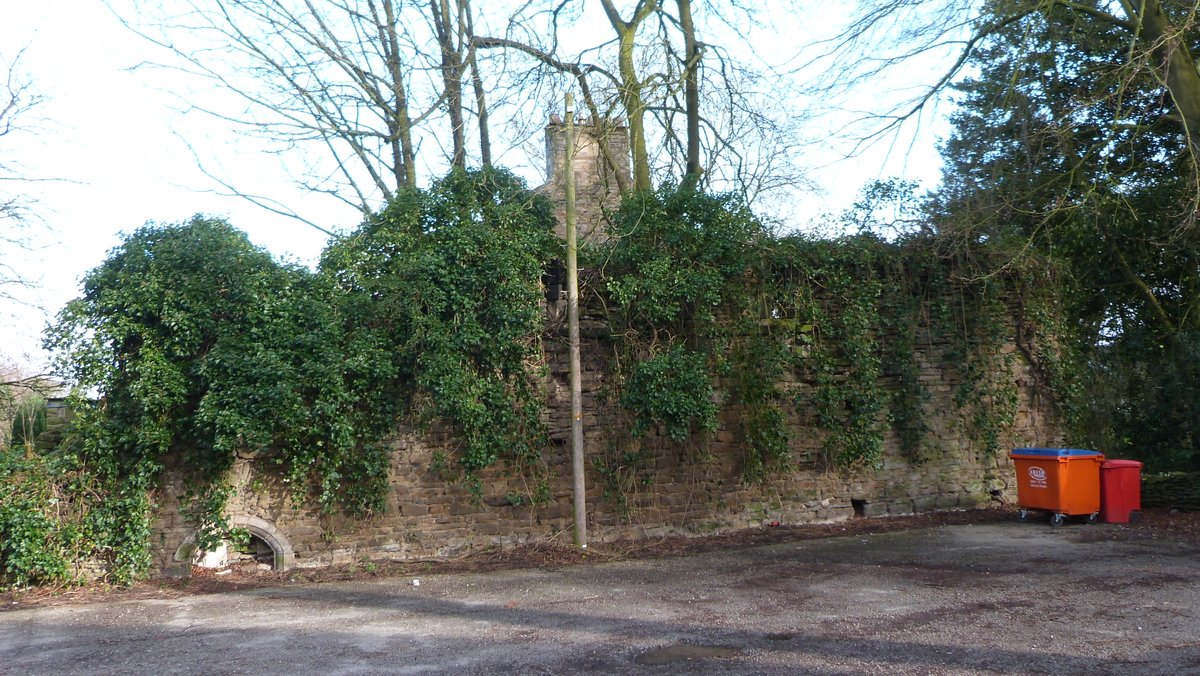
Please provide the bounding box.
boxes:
[2,522,1198,674]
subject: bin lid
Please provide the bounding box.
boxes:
[1010,447,1104,458]
[1101,459,1143,469]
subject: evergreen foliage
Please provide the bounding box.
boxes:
[931,6,1200,470]
[4,170,1064,586]
[598,185,1050,480]
[11,168,556,585]
[603,186,765,446]
[43,216,371,578]
[321,167,559,473]
[0,451,83,587]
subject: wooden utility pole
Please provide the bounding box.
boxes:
[565,93,587,548]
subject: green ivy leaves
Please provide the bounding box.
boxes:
[0,453,75,587]
[621,345,717,441]
[11,167,1069,587]
[30,169,559,582]
[601,187,1054,480]
[324,167,558,475]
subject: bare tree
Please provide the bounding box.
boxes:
[812,0,1200,166]
[428,0,495,168]
[599,0,659,192]
[119,0,498,223]
[0,50,56,448]
[649,1,809,203]
[119,0,813,223]
[474,1,808,201]
[0,48,47,304]
[674,0,701,183]
[460,0,494,167]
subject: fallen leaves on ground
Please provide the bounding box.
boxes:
[4,506,1196,611]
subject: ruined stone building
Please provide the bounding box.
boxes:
[150,119,1062,576]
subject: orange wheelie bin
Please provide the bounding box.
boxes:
[1009,448,1105,525]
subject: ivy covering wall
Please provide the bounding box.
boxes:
[1,172,1070,587]
[598,186,1067,484]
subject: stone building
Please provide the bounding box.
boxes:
[536,116,632,244]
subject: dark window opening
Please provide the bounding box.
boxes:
[851,499,867,518]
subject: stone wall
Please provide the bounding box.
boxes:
[151,313,1062,574]
[149,118,1063,575]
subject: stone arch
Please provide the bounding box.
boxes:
[229,516,295,570]
[173,515,295,571]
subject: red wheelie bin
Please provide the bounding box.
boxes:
[1100,459,1143,523]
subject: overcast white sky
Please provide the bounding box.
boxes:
[1,1,947,373]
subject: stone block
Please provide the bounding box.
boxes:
[935,494,960,510]
[330,549,356,565]
[957,493,988,510]
[400,501,429,518]
[864,501,889,518]
[912,496,938,513]
[288,526,323,539]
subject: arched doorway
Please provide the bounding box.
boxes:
[174,515,295,571]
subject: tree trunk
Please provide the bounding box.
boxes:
[381,0,417,189]
[1122,0,1200,158]
[460,0,491,167]
[601,0,658,192]
[431,0,466,168]
[677,0,702,184]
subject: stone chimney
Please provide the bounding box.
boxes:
[537,117,632,244]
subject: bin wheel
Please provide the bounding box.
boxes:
[1050,513,1065,527]
[1017,509,1031,522]
[1087,512,1099,524]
